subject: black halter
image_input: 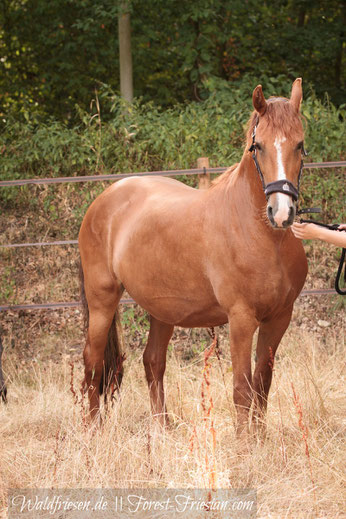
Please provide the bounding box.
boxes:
[248,122,307,202]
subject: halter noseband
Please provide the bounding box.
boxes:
[248,122,307,202]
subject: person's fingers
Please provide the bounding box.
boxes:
[291,225,304,239]
[292,222,308,230]
[292,222,319,240]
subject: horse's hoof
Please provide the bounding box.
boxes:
[83,412,103,434]
[152,411,170,428]
[0,385,7,404]
[250,419,267,443]
[81,378,88,394]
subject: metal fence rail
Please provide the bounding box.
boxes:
[0,240,79,249]
[1,161,345,187]
[0,288,338,313]
[0,299,135,312]
[1,167,217,187]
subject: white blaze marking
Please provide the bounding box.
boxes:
[274,136,287,180]
[273,136,291,226]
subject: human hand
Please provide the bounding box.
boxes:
[338,224,346,231]
[291,222,322,240]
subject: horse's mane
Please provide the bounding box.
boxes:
[211,163,239,187]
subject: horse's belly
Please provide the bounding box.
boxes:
[120,259,227,326]
[125,289,228,327]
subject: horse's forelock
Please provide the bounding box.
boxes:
[246,97,303,143]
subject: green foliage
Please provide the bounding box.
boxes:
[121,306,150,345]
[0,78,344,219]
[0,262,16,303]
[0,0,119,120]
[1,0,345,120]
[298,92,346,221]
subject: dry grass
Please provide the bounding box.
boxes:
[1,187,345,518]
[0,319,345,518]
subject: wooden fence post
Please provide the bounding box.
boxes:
[197,157,210,189]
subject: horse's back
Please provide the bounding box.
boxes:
[83,175,203,244]
[80,175,197,233]
[87,176,198,222]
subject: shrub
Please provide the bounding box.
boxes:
[1,77,344,219]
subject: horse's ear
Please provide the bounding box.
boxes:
[252,85,267,116]
[290,78,303,112]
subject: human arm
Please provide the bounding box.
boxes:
[291,222,346,247]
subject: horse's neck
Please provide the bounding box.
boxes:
[210,153,286,243]
[219,153,265,218]
[235,152,265,210]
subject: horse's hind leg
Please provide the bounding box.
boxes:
[83,277,123,420]
[143,316,174,426]
[252,306,293,435]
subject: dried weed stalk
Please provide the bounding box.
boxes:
[291,381,317,511]
[201,334,218,491]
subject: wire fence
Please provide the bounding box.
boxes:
[1,161,345,312]
[1,161,345,188]
[0,288,337,314]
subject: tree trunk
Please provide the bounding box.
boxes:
[118,2,133,102]
[335,2,345,89]
[297,9,306,28]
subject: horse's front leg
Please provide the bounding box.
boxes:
[252,306,293,436]
[143,316,174,426]
[228,308,258,440]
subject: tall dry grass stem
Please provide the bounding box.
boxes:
[269,346,288,464]
[201,335,218,493]
[291,381,317,512]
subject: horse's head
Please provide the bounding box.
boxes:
[248,78,305,229]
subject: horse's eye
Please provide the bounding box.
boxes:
[296,141,304,151]
[255,142,262,151]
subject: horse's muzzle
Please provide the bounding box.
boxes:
[267,195,296,229]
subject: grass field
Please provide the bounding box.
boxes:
[0,302,345,518]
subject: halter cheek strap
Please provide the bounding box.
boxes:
[248,124,306,202]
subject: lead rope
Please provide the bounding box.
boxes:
[335,248,346,295]
[298,209,346,295]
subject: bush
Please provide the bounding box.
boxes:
[1,77,344,219]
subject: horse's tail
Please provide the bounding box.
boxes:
[0,335,7,403]
[79,262,124,401]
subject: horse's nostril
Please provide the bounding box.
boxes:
[267,205,276,227]
[282,206,295,228]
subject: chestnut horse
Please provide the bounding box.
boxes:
[79,78,308,437]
